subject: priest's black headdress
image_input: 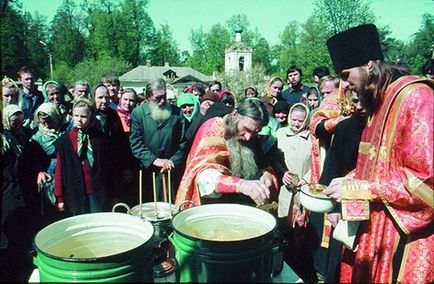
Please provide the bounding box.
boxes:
[326,24,384,74]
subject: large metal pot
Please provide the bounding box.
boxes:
[169,203,277,283]
[33,212,154,282]
[112,202,180,278]
[112,202,177,242]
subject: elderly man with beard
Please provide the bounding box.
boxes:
[130,78,187,203]
[175,98,278,208]
[322,24,434,283]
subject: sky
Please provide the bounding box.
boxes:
[22,0,433,52]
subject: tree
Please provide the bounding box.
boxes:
[50,0,86,67]
[313,0,375,34]
[376,25,405,63]
[25,12,50,79]
[251,33,272,74]
[186,23,231,75]
[0,0,27,78]
[275,21,301,77]
[401,13,434,74]
[297,15,333,80]
[151,24,180,66]
[55,56,131,87]
[116,0,154,66]
[215,65,267,101]
[86,1,118,60]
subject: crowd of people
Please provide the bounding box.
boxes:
[1,24,433,283]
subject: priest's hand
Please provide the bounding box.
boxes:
[323,177,345,202]
[239,180,270,206]
[327,213,341,228]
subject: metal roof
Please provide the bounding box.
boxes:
[119,65,211,84]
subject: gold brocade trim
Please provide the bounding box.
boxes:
[375,180,410,235]
[359,142,370,155]
[341,178,371,221]
[358,143,388,161]
[342,179,373,200]
[367,114,374,127]
[404,169,434,208]
[397,235,411,283]
[320,217,331,248]
[236,180,243,193]
[379,146,388,161]
[342,190,374,200]
[341,200,370,221]
[384,84,413,160]
[199,136,226,148]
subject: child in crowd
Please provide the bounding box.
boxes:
[54,98,111,215]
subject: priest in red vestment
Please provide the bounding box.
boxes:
[323,24,434,283]
[175,98,278,208]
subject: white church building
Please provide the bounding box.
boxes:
[225,27,252,74]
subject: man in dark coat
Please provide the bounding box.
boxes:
[130,78,187,203]
[16,66,44,129]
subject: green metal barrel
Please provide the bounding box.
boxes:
[33,212,154,282]
[170,203,276,282]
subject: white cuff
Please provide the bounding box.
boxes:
[197,169,223,198]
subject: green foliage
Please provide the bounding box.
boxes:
[0,0,28,78]
[214,65,267,101]
[0,0,432,85]
[400,13,434,74]
[186,23,231,75]
[297,16,332,81]
[54,56,132,87]
[50,0,86,67]
[25,12,50,79]
[313,0,375,34]
[151,24,181,66]
[275,21,301,77]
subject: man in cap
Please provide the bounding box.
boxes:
[175,98,278,207]
[323,24,433,283]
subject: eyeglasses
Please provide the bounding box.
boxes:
[153,94,166,101]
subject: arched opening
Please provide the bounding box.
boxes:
[239,56,245,71]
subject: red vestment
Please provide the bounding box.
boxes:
[339,76,434,283]
[175,117,278,207]
[309,91,342,184]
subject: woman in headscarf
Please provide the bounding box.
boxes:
[301,86,322,114]
[264,76,285,105]
[2,77,21,108]
[41,80,72,125]
[116,88,138,134]
[244,85,258,98]
[275,102,311,228]
[177,92,200,131]
[32,102,66,215]
[2,105,26,234]
[2,105,42,279]
[275,102,312,280]
[218,90,236,108]
[116,88,140,207]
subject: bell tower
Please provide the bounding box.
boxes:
[225,26,252,74]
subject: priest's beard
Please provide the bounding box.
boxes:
[149,101,171,123]
[225,116,261,180]
[226,138,261,180]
